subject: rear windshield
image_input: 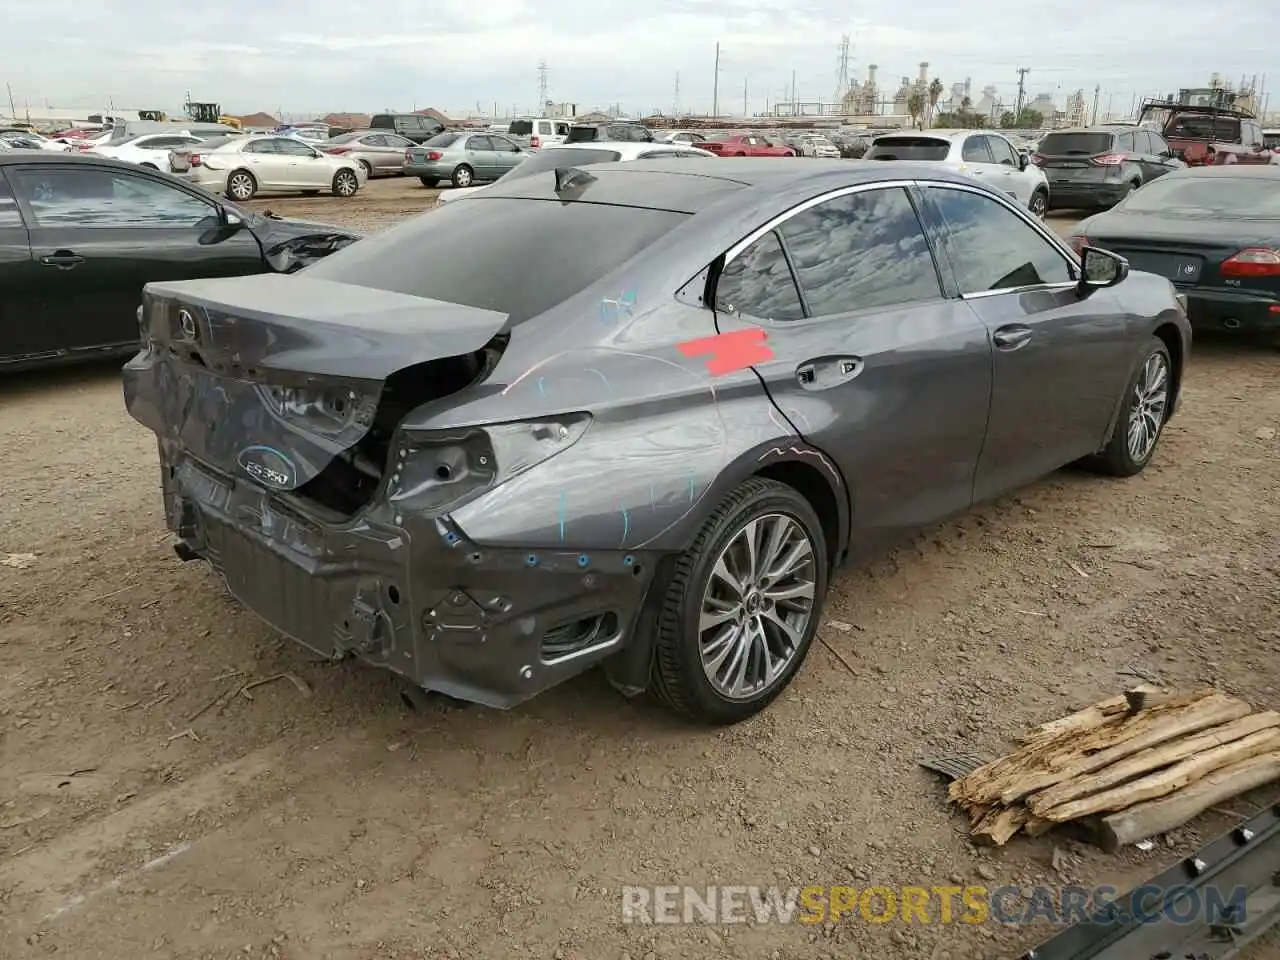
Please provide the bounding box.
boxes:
[863,137,950,161]
[422,132,462,147]
[498,147,622,182]
[565,126,600,143]
[190,136,235,151]
[508,120,533,136]
[1038,132,1115,155]
[1164,115,1240,141]
[1121,176,1280,218]
[303,199,688,324]
[326,132,364,144]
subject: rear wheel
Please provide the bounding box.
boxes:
[452,165,474,188]
[332,168,359,198]
[226,169,257,201]
[1029,189,1048,218]
[652,478,828,725]
[419,176,439,187]
[1082,337,1172,477]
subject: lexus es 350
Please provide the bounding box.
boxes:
[123,160,1191,724]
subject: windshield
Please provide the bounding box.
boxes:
[1164,115,1240,141]
[1121,176,1280,218]
[304,198,687,324]
[496,147,622,183]
[1038,132,1115,155]
[863,137,950,161]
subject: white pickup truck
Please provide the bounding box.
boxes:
[504,118,571,151]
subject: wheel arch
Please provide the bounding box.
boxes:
[754,457,847,569]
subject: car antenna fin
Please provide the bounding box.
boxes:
[554,166,597,193]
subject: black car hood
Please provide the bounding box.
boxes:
[246,213,363,273]
[1082,210,1280,248]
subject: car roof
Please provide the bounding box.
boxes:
[0,150,158,169]
[875,129,998,141]
[1162,165,1280,181]
[465,158,996,213]
[1041,127,1125,136]
[543,141,700,159]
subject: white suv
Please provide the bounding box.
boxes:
[864,130,1051,217]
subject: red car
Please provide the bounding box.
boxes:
[697,134,796,157]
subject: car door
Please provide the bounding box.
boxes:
[0,171,52,364]
[959,134,1007,189]
[463,135,496,179]
[8,162,265,355]
[915,182,1134,500]
[985,134,1028,204]
[239,138,290,187]
[378,134,412,173]
[274,137,328,187]
[487,135,524,175]
[710,183,993,558]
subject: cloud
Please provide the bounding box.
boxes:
[2,0,1274,119]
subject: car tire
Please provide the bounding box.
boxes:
[652,477,829,725]
[1081,337,1173,477]
[1029,189,1048,218]
[358,159,372,178]
[301,190,320,195]
[419,177,439,187]
[332,169,359,198]
[452,165,475,188]
[226,170,257,201]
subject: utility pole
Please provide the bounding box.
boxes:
[1091,84,1101,125]
[1104,93,1113,122]
[537,61,549,113]
[712,43,720,118]
[5,82,16,123]
[792,69,797,116]
[743,77,748,116]
[1014,67,1029,122]
[673,72,680,118]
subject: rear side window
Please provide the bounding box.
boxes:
[303,199,689,324]
[961,136,994,163]
[778,187,942,315]
[370,115,393,128]
[0,174,24,227]
[508,120,533,136]
[863,137,950,161]
[1114,132,1135,152]
[1038,132,1115,155]
[716,231,804,321]
[565,126,599,143]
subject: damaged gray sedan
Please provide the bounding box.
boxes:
[124,159,1190,724]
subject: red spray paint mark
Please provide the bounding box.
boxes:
[677,328,774,377]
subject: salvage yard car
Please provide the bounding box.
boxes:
[404,131,528,188]
[1032,126,1185,210]
[1068,166,1280,345]
[123,160,1190,725]
[169,134,368,201]
[0,152,359,371]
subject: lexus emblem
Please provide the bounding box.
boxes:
[178,308,197,340]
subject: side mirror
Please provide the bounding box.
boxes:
[1078,246,1128,292]
[1018,153,1029,170]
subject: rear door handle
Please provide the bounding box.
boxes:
[40,251,85,269]
[992,325,1033,350]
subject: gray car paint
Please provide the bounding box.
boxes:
[122,159,1191,711]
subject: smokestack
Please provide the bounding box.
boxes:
[964,76,971,98]
[867,63,878,87]
[918,61,929,88]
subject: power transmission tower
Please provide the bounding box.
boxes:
[833,34,852,104]
[712,42,721,117]
[743,77,749,116]
[1014,67,1029,121]
[1091,84,1101,124]
[537,61,549,112]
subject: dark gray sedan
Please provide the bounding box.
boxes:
[404,131,526,188]
[123,160,1190,725]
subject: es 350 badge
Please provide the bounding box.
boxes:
[237,445,297,490]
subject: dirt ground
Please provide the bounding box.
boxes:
[2,177,1278,960]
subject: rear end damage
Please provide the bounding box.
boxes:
[124,274,657,707]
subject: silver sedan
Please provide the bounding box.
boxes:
[317,130,414,177]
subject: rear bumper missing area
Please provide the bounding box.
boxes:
[159,442,657,708]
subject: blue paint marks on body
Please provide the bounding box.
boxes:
[536,377,548,397]
[587,367,613,398]
[620,505,630,545]
[558,492,567,542]
[599,289,639,324]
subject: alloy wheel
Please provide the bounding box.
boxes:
[455,167,473,187]
[1127,351,1169,462]
[335,171,357,197]
[229,173,253,200]
[698,513,817,700]
[1030,192,1047,218]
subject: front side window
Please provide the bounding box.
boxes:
[777,187,942,316]
[925,186,1072,293]
[11,167,217,227]
[987,136,1018,166]
[716,231,804,321]
[961,136,993,163]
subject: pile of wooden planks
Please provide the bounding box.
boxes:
[948,686,1280,851]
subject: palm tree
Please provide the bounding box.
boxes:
[907,90,925,129]
[961,95,973,113]
[927,77,944,128]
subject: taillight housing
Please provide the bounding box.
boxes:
[425,150,443,161]
[1220,248,1280,277]
[1066,235,1089,255]
[1031,153,1045,165]
[530,135,541,148]
[404,148,412,161]
[1092,153,1125,166]
[188,153,203,167]
[327,146,350,154]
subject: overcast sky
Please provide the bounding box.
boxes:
[3,0,1275,120]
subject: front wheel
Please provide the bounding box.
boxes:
[1029,189,1048,218]
[358,159,372,178]
[1082,337,1172,477]
[332,168,359,198]
[652,477,829,725]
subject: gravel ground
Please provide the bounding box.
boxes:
[1,177,1277,960]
